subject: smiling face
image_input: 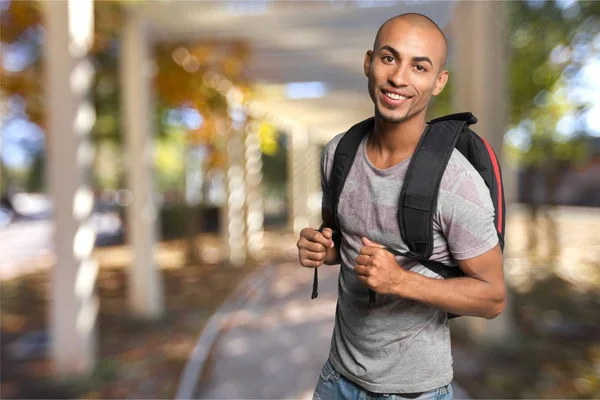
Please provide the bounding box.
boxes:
[364,17,449,124]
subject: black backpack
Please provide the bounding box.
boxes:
[312,112,506,318]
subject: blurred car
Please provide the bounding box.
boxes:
[11,192,52,220]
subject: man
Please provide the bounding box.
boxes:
[296,13,506,400]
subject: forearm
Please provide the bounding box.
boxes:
[394,271,506,319]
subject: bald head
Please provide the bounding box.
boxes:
[373,13,448,68]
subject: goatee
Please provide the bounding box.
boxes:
[376,107,408,124]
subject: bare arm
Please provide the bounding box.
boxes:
[395,244,506,318]
[356,239,505,319]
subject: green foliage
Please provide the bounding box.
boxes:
[0,160,10,196]
[506,1,600,167]
[508,1,600,124]
[155,126,186,193]
[2,0,598,194]
[1,0,251,195]
[261,132,288,196]
[26,152,45,192]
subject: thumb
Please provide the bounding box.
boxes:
[361,237,384,248]
[321,228,335,247]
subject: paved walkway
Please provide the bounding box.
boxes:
[180,261,470,399]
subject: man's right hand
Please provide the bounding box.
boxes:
[296,227,335,268]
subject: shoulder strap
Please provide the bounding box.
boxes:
[312,117,373,300]
[399,113,477,259]
[329,117,375,230]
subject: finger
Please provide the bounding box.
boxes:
[360,246,384,257]
[354,264,369,277]
[300,259,322,268]
[355,255,370,266]
[299,229,332,250]
[300,228,327,244]
[300,240,328,253]
[356,274,369,286]
[303,251,326,262]
[310,230,334,248]
[361,237,385,248]
[321,228,335,247]
[299,227,317,239]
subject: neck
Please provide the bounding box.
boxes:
[367,111,427,164]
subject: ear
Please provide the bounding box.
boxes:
[364,50,373,78]
[433,69,449,96]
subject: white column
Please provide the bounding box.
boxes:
[287,126,311,234]
[45,0,97,377]
[451,0,513,342]
[120,11,163,318]
[221,89,248,266]
[244,121,264,261]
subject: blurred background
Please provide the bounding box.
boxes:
[0,0,599,399]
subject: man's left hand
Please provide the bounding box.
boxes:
[355,237,406,295]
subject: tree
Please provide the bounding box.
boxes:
[1,0,255,266]
[505,0,600,259]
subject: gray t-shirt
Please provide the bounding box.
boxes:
[321,131,498,394]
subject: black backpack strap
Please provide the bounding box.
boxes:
[330,117,375,229]
[311,267,319,299]
[312,118,374,300]
[383,246,466,278]
[399,114,476,259]
[429,112,478,125]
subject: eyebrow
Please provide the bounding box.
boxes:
[378,45,434,67]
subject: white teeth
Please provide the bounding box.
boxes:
[385,92,408,100]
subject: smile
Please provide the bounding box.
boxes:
[384,91,410,101]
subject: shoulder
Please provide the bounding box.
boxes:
[320,132,347,175]
[436,150,499,258]
[439,149,493,206]
[441,149,485,187]
[447,148,478,173]
[322,132,345,160]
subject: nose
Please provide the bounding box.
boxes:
[388,65,409,87]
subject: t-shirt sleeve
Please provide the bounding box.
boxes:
[320,145,331,214]
[320,133,344,221]
[437,154,499,260]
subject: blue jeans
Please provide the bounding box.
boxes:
[313,360,453,400]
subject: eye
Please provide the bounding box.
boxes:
[415,65,428,72]
[382,55,396,64]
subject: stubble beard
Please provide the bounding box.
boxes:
[376,102,410,124]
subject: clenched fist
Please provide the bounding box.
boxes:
[355,237,406,295]
[296,227,335,268]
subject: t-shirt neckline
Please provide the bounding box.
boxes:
[361,133,413,176]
